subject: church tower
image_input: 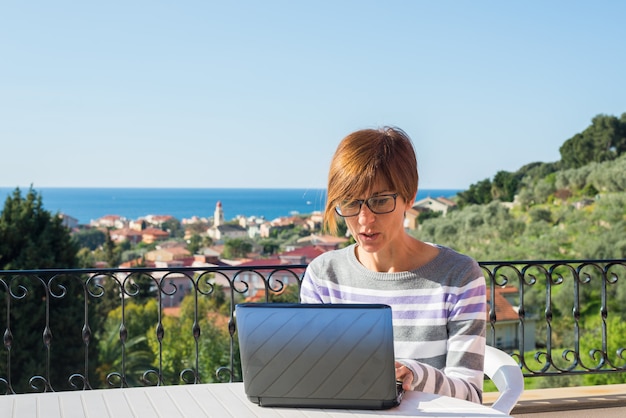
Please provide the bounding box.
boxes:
[214,201,224,226]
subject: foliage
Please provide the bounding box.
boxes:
[418,188,626,263]
[554,154,626,194]
[555,165,594,191]
[95,325,153,388]
[516,161,560,185]
[96,300,158,387]
[120,249,147,264]
[76,247,97,268]
[268,283,300,303]
[457,179,493,208]
[103,230,121,267]
[127,273,158,304]
[148,294,235,385]
[185,232,214,255]
[459,113,625,210]
[416,201,526,260]
[161,218,183,238]
[186,234,203,255]
[580,316,626,386]
[222,238,253,259]
[528,207,552,223]
[72,227,107,251]
[587,154,626,192]
[417,209,442,224]
[491,170,521,202]
[257,238,281,256]
[0,187,88,393]
[0,187,78,269]
[334,218,350,241]
[559,113,626,169]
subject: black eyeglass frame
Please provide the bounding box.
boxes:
[334,193,399,217]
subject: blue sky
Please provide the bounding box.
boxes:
[2,1,625,190]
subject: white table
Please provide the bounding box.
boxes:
[0,382,510,418]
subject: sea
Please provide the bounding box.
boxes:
[0,187,462,225]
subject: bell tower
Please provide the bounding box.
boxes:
[214,201,224,226]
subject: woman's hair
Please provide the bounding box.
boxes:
[324,126,419,234]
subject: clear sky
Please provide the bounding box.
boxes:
[2,1,625,190]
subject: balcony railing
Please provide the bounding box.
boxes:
[1,259,625,395]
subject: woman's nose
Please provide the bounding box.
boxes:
[357,204,376,224]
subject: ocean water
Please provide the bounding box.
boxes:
[0,187,462,225]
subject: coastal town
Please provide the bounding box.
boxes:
[77,196,458,268]
[58,196,459,308]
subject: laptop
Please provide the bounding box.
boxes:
[235,303,403,409]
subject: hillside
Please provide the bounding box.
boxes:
[413,113,626,262]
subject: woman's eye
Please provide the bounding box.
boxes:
[370,197,387,207]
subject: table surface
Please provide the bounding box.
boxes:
[1,382,510,418]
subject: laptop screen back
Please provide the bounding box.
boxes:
[235,303,401,409]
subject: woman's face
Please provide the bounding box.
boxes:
[341,181,413,254]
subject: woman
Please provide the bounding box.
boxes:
[300,126,486,403]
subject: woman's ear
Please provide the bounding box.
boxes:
[404,193,416,210]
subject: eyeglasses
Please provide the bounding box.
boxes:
[335,193,398,217]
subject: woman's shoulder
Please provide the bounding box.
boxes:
[309,244,355,267]
[433,244,478,264]
[423,244,483,284]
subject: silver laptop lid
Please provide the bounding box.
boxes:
[235,303,401,409]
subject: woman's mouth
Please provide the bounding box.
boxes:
[360,232,379,241]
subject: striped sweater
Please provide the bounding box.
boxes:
[300,243,486,404]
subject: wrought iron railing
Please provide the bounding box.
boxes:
[1,259,625,394]
[481,259,626,378]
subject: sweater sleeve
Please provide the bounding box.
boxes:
[399,273,486,403]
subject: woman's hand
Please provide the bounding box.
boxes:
[395,361,414,391]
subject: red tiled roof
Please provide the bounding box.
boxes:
[148,215,174,221]
[142,228,169,237]
[111,228,142,237]
[435,196,457,207]
[236,257,285,267]
[279,245,326,259]
[163,306,181,317]
[486,286,519,321]
[100,215,122,220]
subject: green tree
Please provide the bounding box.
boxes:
[96,300,158,387]
[258,238,280,256]
[162,218,183,238]
[457,178,493,208]
[0,187,89,393]
[149,295,234,385]
[269,283,300,303]
[417,210,442,224]
[0,187,78,269]
[126,273,157,304]
[517,161,560,184]
[187,234,203,255]
[491,170,520,202]
[587,154,626,192]
[72,228,107,251]
[102,230,120,267]
[95,325,153,388]
[222,238,253,259]
[559,114,626,169]
[528,207,552,223]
